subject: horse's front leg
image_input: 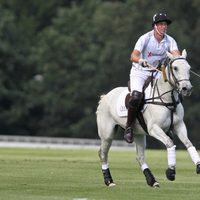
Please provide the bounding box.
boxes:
[173,121,200,174]
[135,134,159,187]
[148,124,176,181]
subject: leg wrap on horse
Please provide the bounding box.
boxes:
[166,168,176,181]
[187,146,200,165]
[102,168,114,186]
[143,168,159,187]
[167,145,176,168]
[196,164,200,174]
[166,145,176,181]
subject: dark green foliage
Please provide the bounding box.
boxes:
[0,0,199,148]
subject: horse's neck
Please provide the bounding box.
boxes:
[155,77,179,101]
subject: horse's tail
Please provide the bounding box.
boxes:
[96,95,105,115]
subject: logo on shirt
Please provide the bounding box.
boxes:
[148,51,152,57]
[147,51,166,57]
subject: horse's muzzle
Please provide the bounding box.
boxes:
[180,83,193,96]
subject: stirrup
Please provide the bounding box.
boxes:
[124,127,134,143]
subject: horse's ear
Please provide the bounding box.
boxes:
[182,49,187,58]
[166,51,174,60]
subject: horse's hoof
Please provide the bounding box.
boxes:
[153,182,160,188]
[196,164,200,174]
[166,168,176,181]
[108,182,116,187]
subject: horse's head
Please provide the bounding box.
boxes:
[166,49,193,96]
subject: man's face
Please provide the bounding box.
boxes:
[155,21,168,35]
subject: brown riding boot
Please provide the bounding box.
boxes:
[124,90,143,143]
[124,107,137,143]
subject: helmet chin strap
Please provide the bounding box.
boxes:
[155,24,166,36]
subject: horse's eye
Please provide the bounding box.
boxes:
[173,66,178,71]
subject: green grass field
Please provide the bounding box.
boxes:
[0,147,199,200]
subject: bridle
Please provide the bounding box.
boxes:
[166,57,190,93]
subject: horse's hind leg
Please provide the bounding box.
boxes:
[97,117,116,186]
[98,141,115,187]
[135,135,159,187]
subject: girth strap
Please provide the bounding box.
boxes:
[137,90,181,137]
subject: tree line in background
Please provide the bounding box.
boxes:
[0,0,199,148]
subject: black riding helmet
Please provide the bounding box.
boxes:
[152,13,172,26]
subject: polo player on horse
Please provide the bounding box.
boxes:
[124,13,181,143]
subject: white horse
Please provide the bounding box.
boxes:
[96,50,200,187]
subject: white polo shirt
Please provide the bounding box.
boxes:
[132,30,179,70]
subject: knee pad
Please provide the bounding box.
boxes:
[129,91,143,108]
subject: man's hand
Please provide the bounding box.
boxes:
[138,58,148,67]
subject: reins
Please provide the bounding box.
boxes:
[190,70,200,79]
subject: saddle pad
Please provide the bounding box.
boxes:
[116,88,129,117]
[116,86,152,117]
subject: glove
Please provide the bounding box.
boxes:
[138,58,148,67]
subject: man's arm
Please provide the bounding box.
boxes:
[130,49,141,63]
[130,49,148,67]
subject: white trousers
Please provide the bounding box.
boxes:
[130,67,161,93]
